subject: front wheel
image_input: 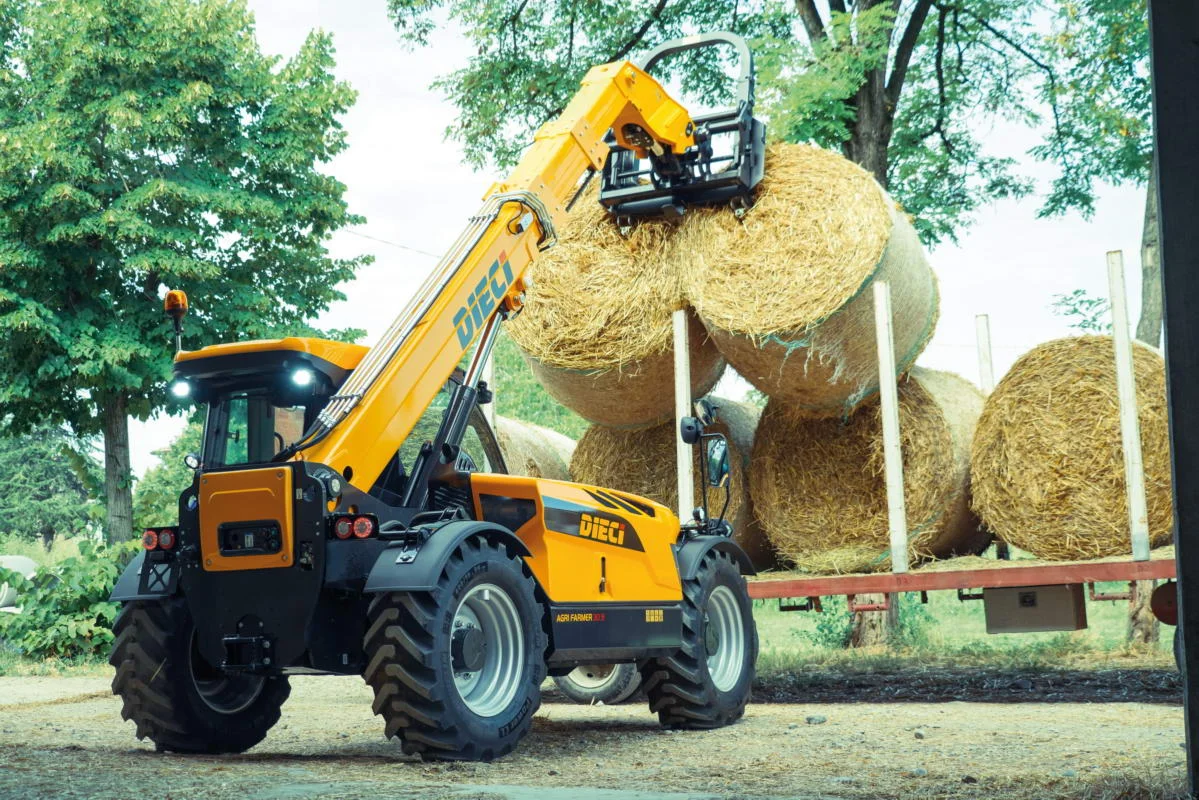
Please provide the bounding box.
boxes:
[641,550,757,728]
[109,598,291,753]
[363,537,548,761]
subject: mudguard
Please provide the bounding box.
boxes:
[364,520,532,594]
[109,552,179,602]
[675,535,757,580]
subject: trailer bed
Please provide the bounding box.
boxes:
[747,548,1177,600]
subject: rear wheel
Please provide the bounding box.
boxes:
[363,537,548,761]
[553,663,642,705]
[109,598,291,753]
[641,550,757,728]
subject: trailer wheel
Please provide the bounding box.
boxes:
[642,550,757,729]
[553,663,642,705]
[109,598,291,753]
[363,537,548,761]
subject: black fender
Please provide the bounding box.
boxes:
[109,552,180,602]
[675,536,757,580]
[364,520,532,594]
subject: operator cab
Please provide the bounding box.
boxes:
[171,338,367,470]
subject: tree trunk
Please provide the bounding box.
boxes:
[102,393,133,544]
[842,73,892,187]
[1127,157,1162,644]
[1135,158,1162,347]
[1128,581,1160,646]
[848,594,899,648]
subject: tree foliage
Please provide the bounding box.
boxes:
[0,426,101,541]
[1033,0,1151,217]
[386,0,1104,244]
[0,0,368,540]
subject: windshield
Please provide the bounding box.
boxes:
[205,390,312,468]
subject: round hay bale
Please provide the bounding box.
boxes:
[679,142,939,417]
[506,184,725,429]
[569,398,777,571]
[751,368,988,574]
[970,336,1172,560]
[496,417,574,481]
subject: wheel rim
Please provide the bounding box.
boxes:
[189,632,266,715]
[565,664,618,690]
[705,585,746,693]
[451,583,525,718]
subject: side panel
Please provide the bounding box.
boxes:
[199,467,294,572]
[470,473,683,604]
[547,601,682,665]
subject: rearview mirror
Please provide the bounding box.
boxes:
[705,436,730,488]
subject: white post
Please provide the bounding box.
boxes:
[1107,250,1151,562]
[873,282,908,574]
[673,309,694,521]
[975,314,996,394]
[481,347,497,432]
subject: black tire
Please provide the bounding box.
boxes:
[109,597,291,754]
[553,663,642,705]
[363,537,548,761]
[641,550,757,729]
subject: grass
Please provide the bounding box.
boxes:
[0,533,84,569]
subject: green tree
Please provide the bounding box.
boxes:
[0,0,369,544]
[133,418,204,530]
[0,426,101,546]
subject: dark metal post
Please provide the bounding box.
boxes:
[1148,2,1199,795]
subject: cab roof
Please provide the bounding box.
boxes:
[175,338,367,371]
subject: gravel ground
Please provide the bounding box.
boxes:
[0,674,1187,799]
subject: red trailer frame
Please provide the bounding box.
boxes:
[747,555,1177,618]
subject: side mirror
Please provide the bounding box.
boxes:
[705,436,730,488]
[183,453,200,470]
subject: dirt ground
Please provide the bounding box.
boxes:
[0,672,1187,800]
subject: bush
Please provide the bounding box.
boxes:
[0,540,136,659]
[796,593,935,650]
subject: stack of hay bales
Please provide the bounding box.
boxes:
[970,336,1173,560]
[507,141,986,574]
[496,417,575,481]
[506,184,725,429]
[570,399,776,570]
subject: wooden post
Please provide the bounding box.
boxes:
[873,282,908,574]
[1107,250,1152,563]
[975,314,995,394]
[673,309,694,521]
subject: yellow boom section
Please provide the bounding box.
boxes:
[301,61,695,492]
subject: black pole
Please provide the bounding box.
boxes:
[1148,2,1199,795]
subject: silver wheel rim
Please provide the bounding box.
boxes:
[452,583,524,718]
[565,664,618,690]
[189,632,266,715]
[706,585,746,693]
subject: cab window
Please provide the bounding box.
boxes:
[206,390,310,467]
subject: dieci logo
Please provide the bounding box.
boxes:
[454,254,515,348]
[579,513,627,546]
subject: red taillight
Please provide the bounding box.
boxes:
[142,530,159,551]
[352,516,374,539]
[157,529,176,550]
[333,517,353,540]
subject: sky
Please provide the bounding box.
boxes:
[127,0,1148,476]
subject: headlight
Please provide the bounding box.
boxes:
[170,380,191,398]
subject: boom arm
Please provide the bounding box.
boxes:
[294,60,697,495]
